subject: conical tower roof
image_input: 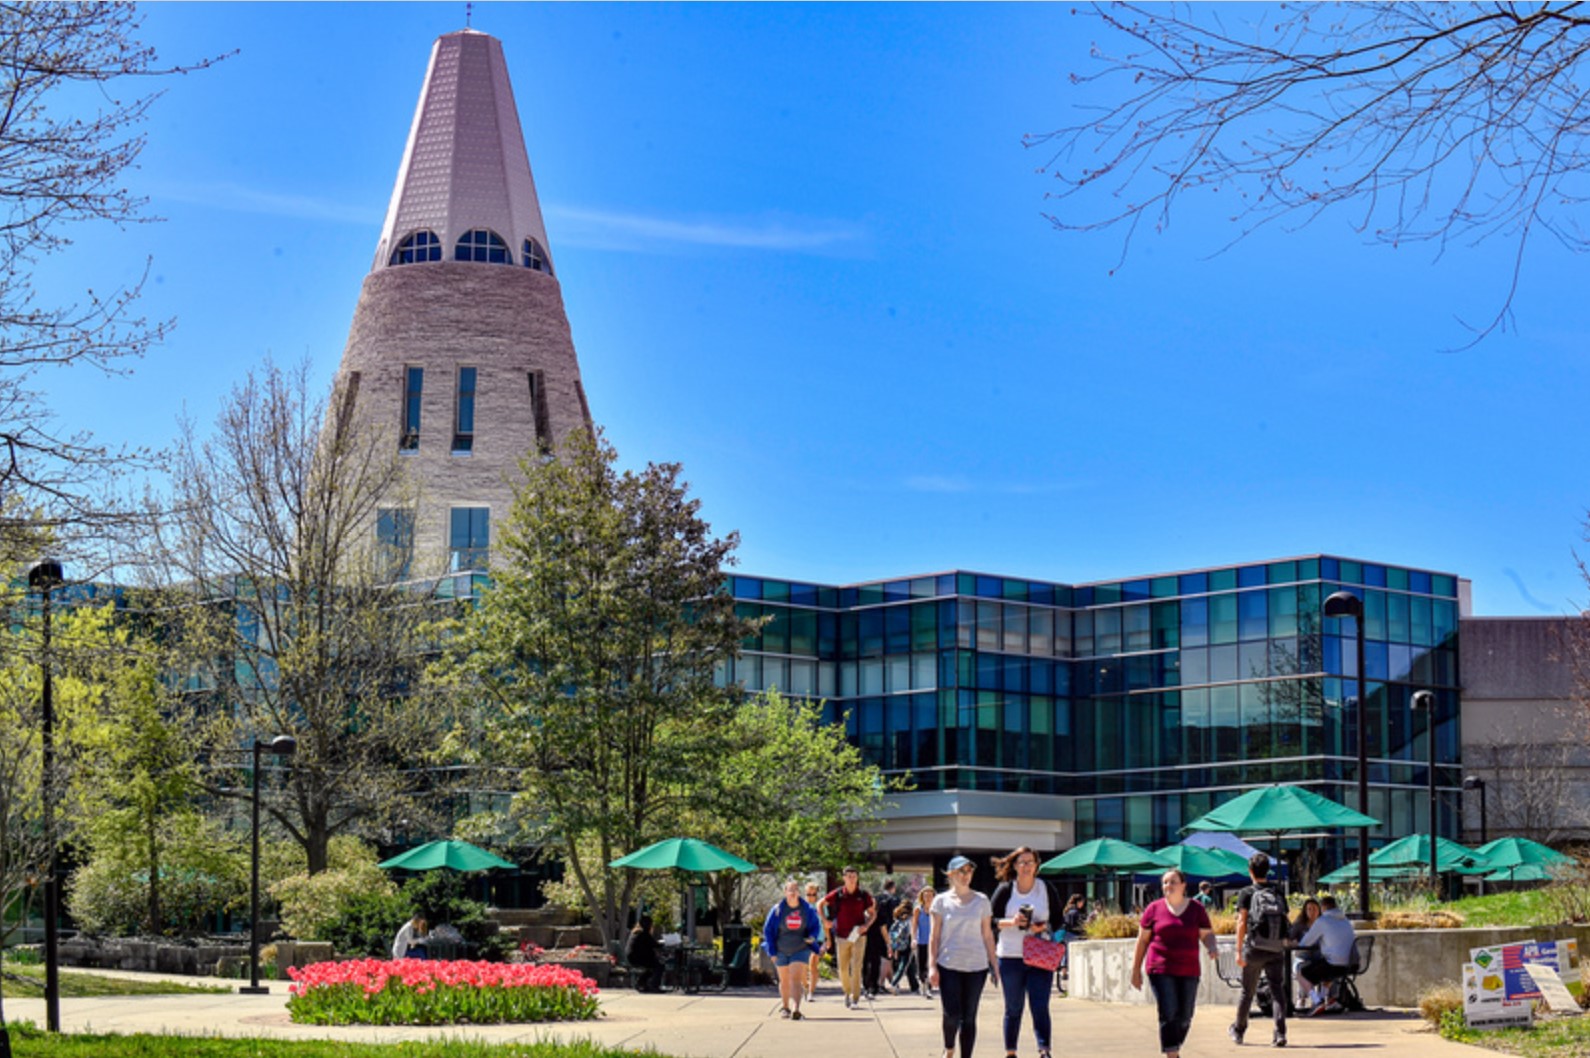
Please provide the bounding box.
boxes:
[372,29,555,275]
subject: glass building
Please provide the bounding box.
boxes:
[724,554,1462,866]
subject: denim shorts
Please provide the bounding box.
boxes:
[774,950,810,967]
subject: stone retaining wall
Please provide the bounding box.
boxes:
[1070,925,1590,1008]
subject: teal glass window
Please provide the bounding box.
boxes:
[1152,601,1179,649]
[400,366,423,450]
[1364,591,1388,641]
[455,228,511,263]
[452,366,476,453]
[448,506,489,571]
[1124,604,1151,651]
[1387,592,1411,643]
[1095,607,1122,653]
[1268,586,1299,638]
[1209,593,1238,645]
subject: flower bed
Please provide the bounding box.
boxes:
[286,958,601,1025]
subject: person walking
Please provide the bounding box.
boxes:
[804,881,828,1001]
[820,866,876,1009]
[990,846,1061,1058]
[764,879,826,1020]
[1130,868,1219,1058]
[1194,881,1217,909]
[866,878,901,996]
[914,885,937,999]
[930,855,999,1058]
[1229,853,1291,1048]
[888,902,919,993]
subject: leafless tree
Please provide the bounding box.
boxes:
[1028,3,1590,340]
[1466,733,1590,844]
[0,3,221,566]
[139,359,450,874]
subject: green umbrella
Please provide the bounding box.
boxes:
[379,839,517,872]
[1368,834,1487,875]
[608,837,757,873]
[1183,784,1380,834]
[1472,837,1576,872]
[1153,844,1250,880]
[1039,838,1170,874]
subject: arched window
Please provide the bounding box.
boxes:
[389,230,441,265]
[522,237,552,274]
[455,229,511,264]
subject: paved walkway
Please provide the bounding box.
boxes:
[4,973,1479,1058]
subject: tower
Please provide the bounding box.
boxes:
[335,29,591,575]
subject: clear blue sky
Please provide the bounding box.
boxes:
[45,3,1590,616]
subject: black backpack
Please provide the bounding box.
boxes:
[1246,885,1289,953]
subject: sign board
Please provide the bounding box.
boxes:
[1462,960,1533,1031]
[1525,963,1583,1016]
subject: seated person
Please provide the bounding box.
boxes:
[626,915,666,992]
[1296,896,1357,1012]
[392,913,429,960]
[1289,898,1322,1009]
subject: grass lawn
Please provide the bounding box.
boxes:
[2,966,229,999]
[1441,1014,1590,1057]
[4,1027,652,1058]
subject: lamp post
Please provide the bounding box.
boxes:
[27,559,62,1033]
[1323,590,1372,920]
[242,735,297,995]
[1463,775,1488,896]
[1462,775,1488,845]
[1411,690,1438,888]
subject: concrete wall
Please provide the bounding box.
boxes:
[1071,925,1590,1009]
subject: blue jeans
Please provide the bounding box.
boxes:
[1147,972,1199,1053]
[997,956,1054,1052]
[937,966,989,1056]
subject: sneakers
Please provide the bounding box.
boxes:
[1311,999,1342,1016]
[780,1008,791,1019]
[1272,1032,1287,1048]
[792,1011,804,1021]
[1228,1024,1244,1045]
[844,997,856,1010]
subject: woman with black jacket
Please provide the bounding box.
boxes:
[989,847,1063,1058]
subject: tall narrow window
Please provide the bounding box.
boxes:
[453,366,476,453]
[376,508,415,580]
[449,507,490,571]
[400,366,423,450]
[528,371,552,453]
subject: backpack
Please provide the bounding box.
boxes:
[1246,885,1289,953]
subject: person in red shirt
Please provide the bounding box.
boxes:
[1130,869,1218,1058]
[819,866,876,1009]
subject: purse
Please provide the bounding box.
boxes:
[1022,934,1065,972]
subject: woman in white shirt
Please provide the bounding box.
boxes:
[989,846,1062,1058]
[392,913,429,960]
[929,856,999,1058]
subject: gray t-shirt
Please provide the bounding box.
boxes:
[931,889,992,973]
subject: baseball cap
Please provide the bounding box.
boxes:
[946,855,974,873]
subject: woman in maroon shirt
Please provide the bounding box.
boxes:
[1129,869,1219,1058]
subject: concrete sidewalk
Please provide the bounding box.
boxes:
[5,974,1477,1058]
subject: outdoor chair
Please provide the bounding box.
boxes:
[1214,943,1244,991]
[1334,935,1373,1012]
[607,940,633,989]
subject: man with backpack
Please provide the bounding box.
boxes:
[1230,853,1290,1048]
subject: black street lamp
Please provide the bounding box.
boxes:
[242,735,297,995]
[1411,690,1438,887]
[1323,590,1373,920]
[27,559,62,1033]
[1462,775,1488,845]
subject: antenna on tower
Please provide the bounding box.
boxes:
[465,2,473,28]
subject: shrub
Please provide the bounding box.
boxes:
[321,887,413,958]
[66,813,247,935]
[1417,981,1463,1024]
[272,840,395,941]
[1208,910,1238,935]
[1085,914,1140,939]
[400,872,513,962]
[286,958,601,1025]
[1377,909,1465,930]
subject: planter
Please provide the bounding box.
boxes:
[543,960,610,988]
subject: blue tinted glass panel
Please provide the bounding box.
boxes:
[1123,580,1150,601]
[1408,570,1432,595]
[1238,566,1266,588]
[732,576,761,599]
[1320,557,1339,580]
[975,575,1001,599]
[1180,572,1208,595]
[1238,591,1267,640]
[1363,564,1387,587]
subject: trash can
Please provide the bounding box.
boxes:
[722,924,753,987]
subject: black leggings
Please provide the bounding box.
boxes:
[938,966,989,1056]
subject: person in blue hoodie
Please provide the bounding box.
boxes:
[764,878,827,1020]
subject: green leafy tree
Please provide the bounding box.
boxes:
[436,430,759,946]
[694,691,893,923]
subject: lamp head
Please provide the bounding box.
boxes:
[265,735,297,756]
[1411,690,1436,711]
[1462,775,1485,791]
[28,559,63,591]
[1322,591,1363,620]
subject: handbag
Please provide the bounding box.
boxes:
[1022,934,1065,972]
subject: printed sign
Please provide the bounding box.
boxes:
[1525,963,1583,1016]
[1462,960,1533,1031]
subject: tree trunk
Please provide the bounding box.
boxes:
[146,816,162,934]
